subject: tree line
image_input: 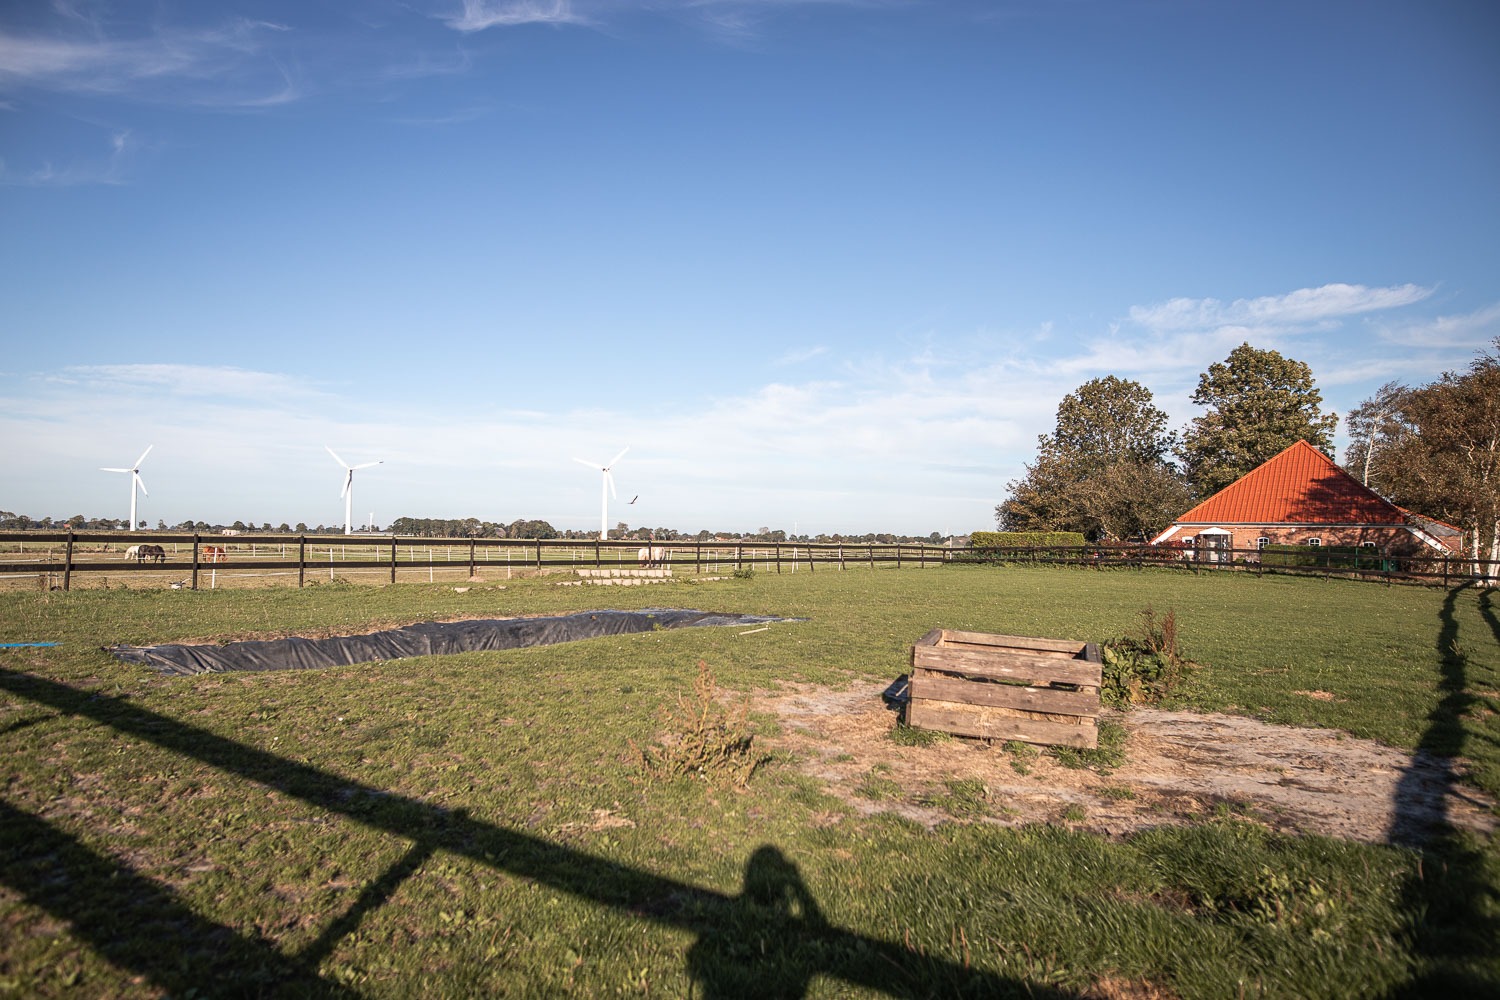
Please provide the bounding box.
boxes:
[0,511,952,547]
[997,339,1500,564]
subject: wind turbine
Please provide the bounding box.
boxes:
[326,446,382,536]
[573,447,629,541]
[101,445,152,530]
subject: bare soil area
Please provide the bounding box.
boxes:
[751,681,1497,845]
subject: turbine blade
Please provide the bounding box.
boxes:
[326,445,348,468]
[606,469,617,500]
[135,473,148,497]
[353,461,382,470]
[573,457,598,469]
[341,470,353,498]
[134,445,153,468]
[607,446,630,469]
[101,467,129,473]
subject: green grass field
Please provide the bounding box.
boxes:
[1,566,1497,997]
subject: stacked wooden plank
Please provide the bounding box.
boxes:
[906,629,1102,748]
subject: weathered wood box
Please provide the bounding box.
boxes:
[906,629,1102,748]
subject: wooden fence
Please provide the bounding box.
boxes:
[961,543,1498,587]
[0,533,954,591]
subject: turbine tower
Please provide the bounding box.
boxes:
[100,445,152,530]
[326,446,382,536]
[573,447,629,541]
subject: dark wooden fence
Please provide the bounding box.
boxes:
[961,543,1498,587]
[0,532,954,590]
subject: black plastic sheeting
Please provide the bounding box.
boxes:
[108,609,794,677]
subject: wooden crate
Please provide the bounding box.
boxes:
[906,629,1102,748]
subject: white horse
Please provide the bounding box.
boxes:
[124,545,140,561]
[637,545,668,568]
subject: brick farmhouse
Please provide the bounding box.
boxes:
[1150,440,1462,561]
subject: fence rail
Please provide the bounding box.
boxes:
[961,543,1498,586]
[4,532,1493,591]
[0,532,953,590]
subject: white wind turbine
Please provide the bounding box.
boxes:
[326,446,383,536]
[573,446,629,541]
[100,445,152,530]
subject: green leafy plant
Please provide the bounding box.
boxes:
[1101,605,1191,708]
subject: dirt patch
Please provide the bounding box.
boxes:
[751,681,1497,844]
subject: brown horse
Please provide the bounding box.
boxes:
[136,544,166,564]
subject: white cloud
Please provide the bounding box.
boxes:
[1129,283,1432,333]
[1373,301,1500,349]
[0,20,297,105]
[442,0,590,33]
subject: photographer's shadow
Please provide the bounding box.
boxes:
[688,845,830,998]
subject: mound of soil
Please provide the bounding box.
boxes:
[751,681,1496,845]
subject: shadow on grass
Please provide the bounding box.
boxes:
[1385,583,1500,996]
[0,667,1069,999]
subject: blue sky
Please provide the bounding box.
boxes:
[3,0,1498,536]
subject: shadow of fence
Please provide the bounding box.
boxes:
[0,667,1067,998]
[1384,584,1500,995]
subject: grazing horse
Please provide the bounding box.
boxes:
[123,545,140,561]
[202,545,227,563]
[136,544,166,564]
[637,545,668,568]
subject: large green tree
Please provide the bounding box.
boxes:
[998,376,1190,541]
[1177,343,1337,497]
[1365,339,1500,567]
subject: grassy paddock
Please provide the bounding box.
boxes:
[1,566,1497,997]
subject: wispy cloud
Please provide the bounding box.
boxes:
[1372,301,1500,349]
[0,126,138,186]
[0,19,297,105]
[441,0,591,33]
[45,364,331,402]
[1128,282,1432,334]
[775,345,827,365]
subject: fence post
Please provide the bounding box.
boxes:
[298,536,306,588]
[536,542,542,571]
[1442,557,1449,588]
[696,542,702,574]
[390,537,397,584]
[63,532,74,591]
[191,535,200,591]
[869,544,874,570]
[736,544,742,571]
[808,545,815,573]
[469,538,476,579]
[776,543,781,575]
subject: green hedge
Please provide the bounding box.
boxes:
[970,531,1087,549]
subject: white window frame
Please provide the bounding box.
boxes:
[1305,537,1322,547]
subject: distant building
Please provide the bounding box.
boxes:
[1150,440,1461,561]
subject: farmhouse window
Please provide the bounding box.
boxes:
[1256,537,1270,550]
[1305,537,1322,547]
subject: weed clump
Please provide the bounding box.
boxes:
[631,660,767,788]
[1101,606,1193,708]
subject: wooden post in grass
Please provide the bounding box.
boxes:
[595,539,601,569]
[776,543,781,575]
[62,532,74,591]
[868,544,874,570]
[468,538,476,578]
[298,536,306,588]
[191,535,200,591]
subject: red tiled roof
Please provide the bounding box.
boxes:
[1175,440,1409,525]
